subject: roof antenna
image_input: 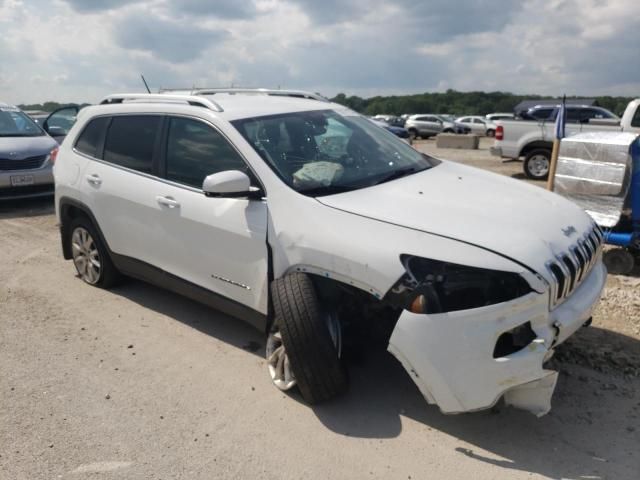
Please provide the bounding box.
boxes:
[140,74,151,93]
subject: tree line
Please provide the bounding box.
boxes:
[330,90,636,117]
[19,90,636,117]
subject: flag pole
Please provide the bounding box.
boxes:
[546,138,561,191]
[547,94,566,191]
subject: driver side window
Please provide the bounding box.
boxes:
[165,117,248,189]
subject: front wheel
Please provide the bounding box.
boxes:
[269,273,347,404]
[486,129,495,137]
[408,129,418,141]
[524,149,551,180]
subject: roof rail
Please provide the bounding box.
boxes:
[159,87,330,103]
[99,94,224,112]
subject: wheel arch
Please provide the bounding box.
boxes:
[58,197,109,260]
[520,141,552,158]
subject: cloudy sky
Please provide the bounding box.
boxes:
[0,0,638,104]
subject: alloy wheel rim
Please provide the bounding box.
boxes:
[266,309,342,391]
[266,331,297,391]
[529,155,549,177]
[71,227,101,284]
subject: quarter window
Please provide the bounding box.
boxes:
[103,116,161,173]
[75,117,109,158]
[165,117,247,188]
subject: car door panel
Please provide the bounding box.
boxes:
[153,184,269,313]
[153,116,270,314]
[44,106,79,144]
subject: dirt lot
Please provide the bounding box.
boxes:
[1,139,639,479]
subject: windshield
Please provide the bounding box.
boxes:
[0,109,44,137]
[232,109,438,195]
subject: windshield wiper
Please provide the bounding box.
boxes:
[372,167,423,186]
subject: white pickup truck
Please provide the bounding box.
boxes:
[490,99,640,179]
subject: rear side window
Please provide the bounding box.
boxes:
[103,116,161,173]
[165,117,248,188]
[529,108,554,120]
[75,117,109,158]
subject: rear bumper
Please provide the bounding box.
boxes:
[0,165,54,200]
[388,260,606,416]
[490,146,503,157]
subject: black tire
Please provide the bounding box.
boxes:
[408,128,418,140]
[443,128,453,133]
[486,129,495,137]
[270,273,348,404]
[603,248,635,275]
[523,149,551,180]
[68,216,120,288]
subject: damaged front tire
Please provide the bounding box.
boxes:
[269,273,348,404]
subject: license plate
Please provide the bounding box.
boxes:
[10,175,35,186]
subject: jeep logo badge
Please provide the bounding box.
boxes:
[562,226,577,237]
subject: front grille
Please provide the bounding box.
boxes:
[0,155,47,171]
[546,225,603,307]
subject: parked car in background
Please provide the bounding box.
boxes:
[370,118,412,143]
[455,116,497,136]
[0,103,60,200]
[518,105,619,123]
[491,100,640,179]
[373,115,405,127]
[405,114,470,139]
[486,113,514,122]
[54,89,606,417]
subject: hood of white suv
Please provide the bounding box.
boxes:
[316,160,594,279]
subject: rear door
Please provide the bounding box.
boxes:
[151,115,269,314]
[82,114,167,268]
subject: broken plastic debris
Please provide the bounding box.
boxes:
[503,370,558,417]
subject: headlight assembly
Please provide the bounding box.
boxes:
[385,255,532,314]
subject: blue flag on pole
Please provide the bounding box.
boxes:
[554,95,566,140]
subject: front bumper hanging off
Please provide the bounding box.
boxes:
[387,261,606,416]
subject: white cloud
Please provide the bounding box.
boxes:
[0,0,637,105]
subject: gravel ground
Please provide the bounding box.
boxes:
[1,140,639,479]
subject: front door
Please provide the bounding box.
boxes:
[153,116,269,314]
[44,106,79,144]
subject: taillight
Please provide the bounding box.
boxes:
[49,146,59,165]
[495,125,504,141]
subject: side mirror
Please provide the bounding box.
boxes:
[202,170,261,199]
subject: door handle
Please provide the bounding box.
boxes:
[85,174,102,186]
[156,195,180,208]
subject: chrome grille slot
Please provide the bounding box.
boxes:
[546,225,602,308]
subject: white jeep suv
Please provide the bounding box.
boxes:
[54,89,606,416]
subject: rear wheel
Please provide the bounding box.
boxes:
[524,149,551,180]
[69,217,119,288]
[269,273,347,404]
[486,129,495,137]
